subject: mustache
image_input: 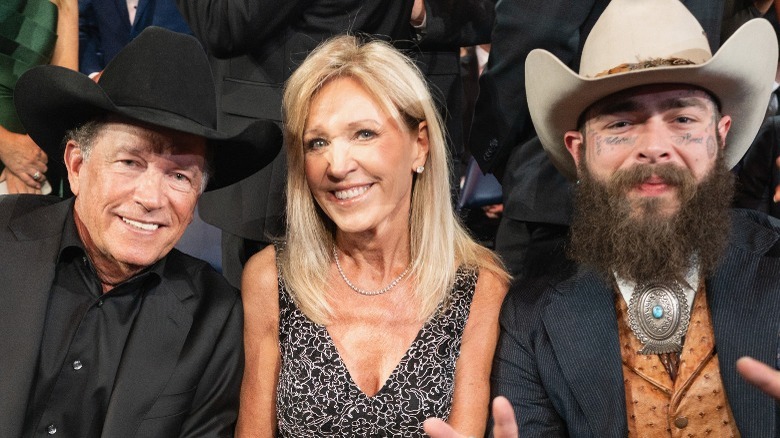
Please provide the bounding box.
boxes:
[607,163,697,201]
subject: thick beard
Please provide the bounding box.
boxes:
[568,155,734,284]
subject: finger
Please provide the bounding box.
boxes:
[737,357,780,399]
[14,171,42,190]
[492,396,519,438]
[7,175,39,194]
[773,184,780,203]
[422,418,463,438]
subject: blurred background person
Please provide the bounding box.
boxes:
[238,36,508,436]
[1,0,77,195]
[176,0,496,288]
[78,0,191,77]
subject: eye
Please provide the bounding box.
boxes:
[121,159,139,167]
[356,129,376,140]
[606,120,631,130]
[674,116,694,124]
[169,172,196,192]
[305,138,328,150]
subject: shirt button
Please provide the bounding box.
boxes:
[97,299,104,307]
[674,416,688,428]
[73,360,83,370]
[47,424,57,434]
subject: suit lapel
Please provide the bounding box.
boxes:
[0,200,69,436]
[708,214,780,437]
[542,271,627,437]
[102,277,193,437]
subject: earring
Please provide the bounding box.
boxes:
[415,165,425,174]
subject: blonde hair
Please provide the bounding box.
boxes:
[279,35,508,324]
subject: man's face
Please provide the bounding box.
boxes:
[564,84,735,282]
[66,118,207,281]
[565,84,731,218]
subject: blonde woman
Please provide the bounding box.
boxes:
[238,35,509,437]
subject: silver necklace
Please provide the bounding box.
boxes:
[627,281,690,354]
[332,246,410,296]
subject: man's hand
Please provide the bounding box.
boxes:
[737,356,780,400]
[0,131,48,190]
[423,396,519,438]
[411,0,426,27]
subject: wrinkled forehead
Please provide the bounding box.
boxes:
[580,84,719,126]
[98,114,208,157]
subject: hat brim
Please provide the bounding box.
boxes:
[14,66,282,190]
[526,19,778,180]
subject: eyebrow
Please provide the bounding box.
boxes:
[593,96,711,119]
[303,119,382,136]
[657,97,710,112]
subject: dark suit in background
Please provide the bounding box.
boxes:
[79,0,192,75]
[0,195,243,437]
[176,0,495,287]
[492,210,780,437]
[467,0,725,280]
[735,114,780,219]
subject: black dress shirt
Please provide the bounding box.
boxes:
[23,210,162,437]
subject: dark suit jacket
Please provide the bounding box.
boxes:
[177,0,495,242]
[492,209,780,437]
[79,0,192,75]
[0,195,243,437]
[735,114,780,219]
[468,0,725,225]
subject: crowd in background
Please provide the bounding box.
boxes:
[2,0,780,437]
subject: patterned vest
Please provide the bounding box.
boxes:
[615,285,740,437]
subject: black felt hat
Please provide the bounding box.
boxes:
[13,26,281,190]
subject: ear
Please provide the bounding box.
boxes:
[717,115,731,149]
[412,121,430,170]
[564,130,584,171]
[64,140,84,196]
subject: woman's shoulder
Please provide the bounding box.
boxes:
[242,244,281,309]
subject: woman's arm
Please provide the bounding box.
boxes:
[446,269,509,435]
[236,245,282,437]
[49,0,79,70]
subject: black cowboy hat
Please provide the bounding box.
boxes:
[13,26,282,191]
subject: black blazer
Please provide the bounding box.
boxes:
[468,0,725,225]
[176,0,495,241]
[735,114,780,219]
[492,209,780,437]
[0,195,244,437]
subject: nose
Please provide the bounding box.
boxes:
[326,138,357,179]
[133,170,166,211]
[635,121,674,164]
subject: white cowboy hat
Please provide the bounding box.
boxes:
[526,0,778,180]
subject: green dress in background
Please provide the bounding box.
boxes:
[0,0,57,176]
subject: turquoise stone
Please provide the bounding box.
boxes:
[652,305,664,319]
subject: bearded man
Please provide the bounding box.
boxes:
[484,0,780,436]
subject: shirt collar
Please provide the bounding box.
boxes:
[615,261,699,308]
[58,205,164,286]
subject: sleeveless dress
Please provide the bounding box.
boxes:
[276,267,478,437]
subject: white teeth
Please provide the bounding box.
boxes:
[122,217,159,231]
[334,185,369,200]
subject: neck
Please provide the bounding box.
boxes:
[335,229,411,275]
[73,209,142,293]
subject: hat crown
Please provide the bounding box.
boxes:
[579,0,712,78]
[98,27,218,129]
